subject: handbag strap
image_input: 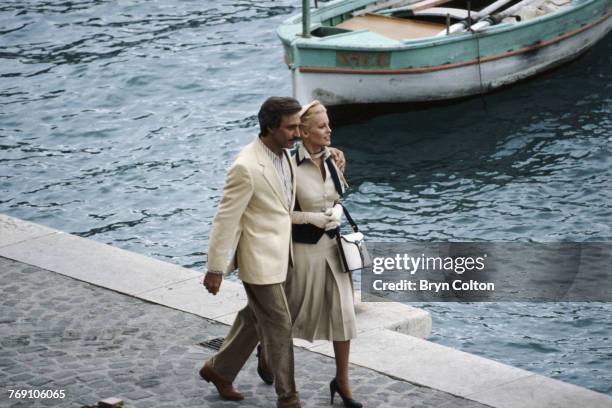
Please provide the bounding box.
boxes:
[341,204,359,233]
[325,156,344,198]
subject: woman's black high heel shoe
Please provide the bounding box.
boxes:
[330,378,363,407]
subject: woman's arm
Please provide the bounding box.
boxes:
[291,211,335,229]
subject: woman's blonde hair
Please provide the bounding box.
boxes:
[299,100,326,130]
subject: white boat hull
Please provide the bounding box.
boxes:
[292,15,611,105]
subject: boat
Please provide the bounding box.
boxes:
[276,0,612,105]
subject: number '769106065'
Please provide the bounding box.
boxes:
[8,389,66,399]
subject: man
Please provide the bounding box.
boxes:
[200,97,340,408]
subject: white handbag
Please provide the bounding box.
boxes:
[336,206,372,273]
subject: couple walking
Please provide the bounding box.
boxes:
[201,96,361,408]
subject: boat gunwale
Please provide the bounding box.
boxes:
[277,0,607,52]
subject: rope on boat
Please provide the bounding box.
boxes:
[474,31,488,112]
[468,1,489,112]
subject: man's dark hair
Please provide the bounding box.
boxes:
[258,96,302,137]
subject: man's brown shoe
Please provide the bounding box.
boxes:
[199,361,244,401]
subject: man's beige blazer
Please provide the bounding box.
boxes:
[207,139,296,285]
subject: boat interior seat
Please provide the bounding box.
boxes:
[336,13,446,40]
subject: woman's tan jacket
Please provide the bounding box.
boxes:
[206,139,296,285]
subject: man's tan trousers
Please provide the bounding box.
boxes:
[209,282,299,407]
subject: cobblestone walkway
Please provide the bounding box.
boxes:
[0,257,489,408]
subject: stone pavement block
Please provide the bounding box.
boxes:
[40,350,67,358]
[354,295,432,338]
[3,365,25,375]
[77,373,102,383]
[0,232,200,296]
[0,214,58,248]
[2,335,29,348]
[134,400,158,408]
[311,328,529,398]
[123,389,153,401]
[182,352,207,361]
[8,373,34,382]
[413,388,458,406]
[180,388,203,398]
[387,381,416,393]
[19,356,43,366]
[89,379,116,390]
[106,384,135,395]
[7,402,33,408]
[134,379,160,389]
[54,377,77,387]
[162,345,188,355]
[138,277,247,320]
[108,361,132,370]
[440,397,494,408]
[0,358,16,367]
[215,311,239,326]
[466,373,612,408]
[293,337,327,350]
[27,377,52,387]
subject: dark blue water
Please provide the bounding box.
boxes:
[1,0,610,395]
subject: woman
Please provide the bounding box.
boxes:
[287,100,361,407]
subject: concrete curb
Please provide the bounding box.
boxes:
[1,213,611,408]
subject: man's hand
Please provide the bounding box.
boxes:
[328,147,346,173]
[203,272,222,295]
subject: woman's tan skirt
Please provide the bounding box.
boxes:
[285,234,357,342]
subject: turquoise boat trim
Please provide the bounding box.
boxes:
[298,10,612,74]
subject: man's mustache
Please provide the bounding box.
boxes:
[289,136,302,142]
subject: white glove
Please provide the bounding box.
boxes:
[324,204,343,230]
[324,220,340,231]
[327,204,343,221]
[292,211,334,229]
